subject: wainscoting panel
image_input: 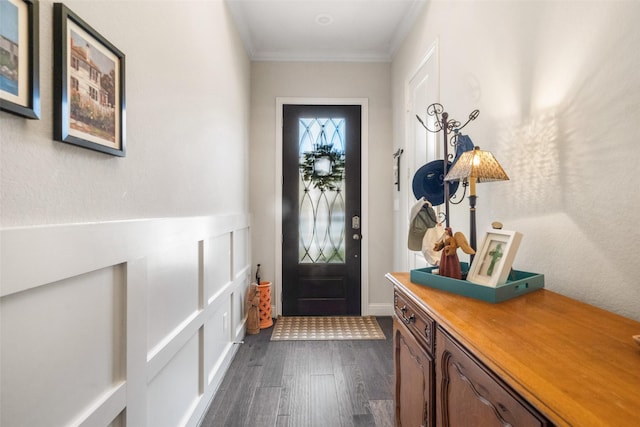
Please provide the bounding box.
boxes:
[1,265,126,427]
[0,215,251,427]
[233,227,249,278]
[205,296,233,386]
[109,411,125,427]
[147,333,200,427]
[146,240,200,354]
[206,233,233,302]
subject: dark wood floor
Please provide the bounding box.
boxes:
[200,316,394,427]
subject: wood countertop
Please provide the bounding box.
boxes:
[386,272,640,427]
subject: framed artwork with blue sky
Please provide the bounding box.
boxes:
[0,0,39,119]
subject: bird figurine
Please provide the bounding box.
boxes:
[433,227,475,279]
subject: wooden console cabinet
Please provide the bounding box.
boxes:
[388,272,640,427]
[393,289,435,427]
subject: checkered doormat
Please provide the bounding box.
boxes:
[270,316,385,341]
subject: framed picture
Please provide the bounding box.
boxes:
[53,3,125,156]
[467,229,522,287]
[0,0,40,119]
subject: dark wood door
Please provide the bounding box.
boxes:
[282,104,362,316]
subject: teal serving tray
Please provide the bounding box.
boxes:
[410,263,544,303]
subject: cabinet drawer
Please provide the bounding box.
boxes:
[394,289,435,355]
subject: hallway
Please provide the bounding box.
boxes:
[200,317,394,427]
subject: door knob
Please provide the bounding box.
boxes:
[352,234,360,240]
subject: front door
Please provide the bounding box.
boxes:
[282,104,362,316]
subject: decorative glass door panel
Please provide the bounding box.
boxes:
[298,118,346,264]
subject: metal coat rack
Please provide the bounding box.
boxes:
[416,103,479,227]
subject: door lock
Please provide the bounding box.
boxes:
[352,215,360,230]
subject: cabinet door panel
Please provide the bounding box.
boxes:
[436,327,550,427]
[394,317,434,427]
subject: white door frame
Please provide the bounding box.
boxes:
[275,97,369,316]
[404,40,440,272]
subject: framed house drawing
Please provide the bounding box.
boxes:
[53,3,126,156]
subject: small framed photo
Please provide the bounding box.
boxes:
[467,229,522,287]
[53,3,125,156]
[0,0,40,119]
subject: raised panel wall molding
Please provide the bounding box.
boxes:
[0,214,251,427]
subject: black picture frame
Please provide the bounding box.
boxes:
[0,0,40,119]
[53,3,126,156]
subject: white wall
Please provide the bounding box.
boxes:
[1,1,252,425]
[249,61,395,314]
[0,0,250,227]
[392,0,640,320]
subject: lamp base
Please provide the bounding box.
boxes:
[469,194,477,266]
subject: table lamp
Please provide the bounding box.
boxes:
[444,146,509,262]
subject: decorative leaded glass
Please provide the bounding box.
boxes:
[298,118,346,264]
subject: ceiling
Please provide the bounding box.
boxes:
[226,0,426,62]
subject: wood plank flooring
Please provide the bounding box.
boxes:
[200,316,394,427]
